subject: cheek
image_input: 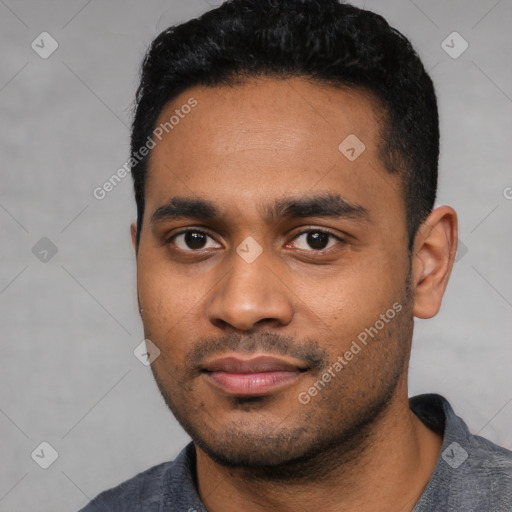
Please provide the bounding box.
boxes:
[137,257,207,356]
[137,253,185,314]
[297,251,405,342]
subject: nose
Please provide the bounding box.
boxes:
[207,250,294,332]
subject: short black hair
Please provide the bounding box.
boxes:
[131,0,439,251]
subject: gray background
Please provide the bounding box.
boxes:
[1,0,511,510]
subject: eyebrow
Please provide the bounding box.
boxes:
[263,193,370,223]
[150,193,370,226]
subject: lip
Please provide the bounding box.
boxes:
[201,354,308,396]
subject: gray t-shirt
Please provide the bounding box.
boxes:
[79,394,512,511]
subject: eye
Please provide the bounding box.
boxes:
[290,230,343,251]
[169,230,221,251]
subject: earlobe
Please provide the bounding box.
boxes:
[411,206,458,319]
[130,223,138,253]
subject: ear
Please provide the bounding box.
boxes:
[130,223,138,254]
[411,206,458,319]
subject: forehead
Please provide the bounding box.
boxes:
[144,77,402,225]
[150,77,383,161]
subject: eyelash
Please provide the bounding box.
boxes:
[166,228,345,254]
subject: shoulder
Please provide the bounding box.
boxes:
[411,393,512,510]
[441,427,512,509]
[464,428,512,485]
[78,443,202,512]
[438,393,512,480]
[78,460,172,512]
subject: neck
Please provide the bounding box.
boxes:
[194,384,442,512]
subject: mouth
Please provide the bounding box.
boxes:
[201,354,309,396]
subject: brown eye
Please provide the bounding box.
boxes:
[170,230,221,251]
[187,232,208,249]
[306,231,330,250]
[291,230,341,251]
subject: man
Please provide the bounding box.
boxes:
[81,0,512,510]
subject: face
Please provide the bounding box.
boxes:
[133,77,414,470]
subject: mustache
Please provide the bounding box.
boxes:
[186,331,329,372]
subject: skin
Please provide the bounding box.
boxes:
[130,77,458,511]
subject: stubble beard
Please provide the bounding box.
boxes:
[147,274,414,483]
